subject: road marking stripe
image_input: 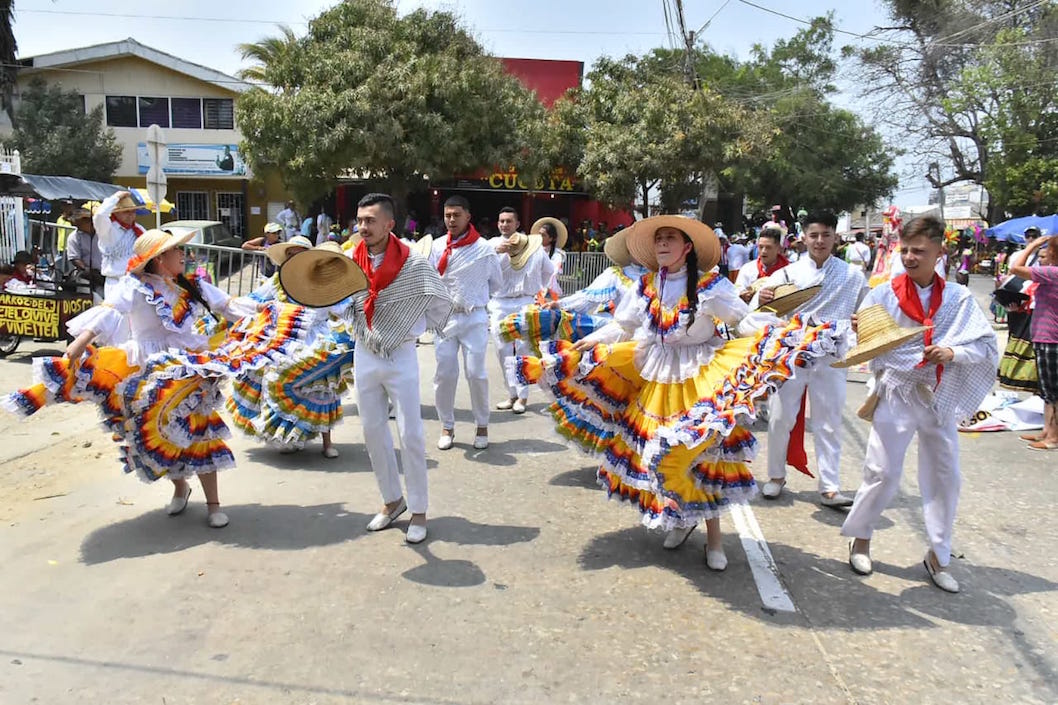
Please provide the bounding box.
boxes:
[729,503,797,613]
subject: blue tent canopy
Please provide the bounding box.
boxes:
[985,214,1058,244]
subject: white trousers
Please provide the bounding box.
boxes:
[766,361,847,492]
[354,342,429,515]
[433,309,490,430]
[841,392,961,567]
[488,296,534,401]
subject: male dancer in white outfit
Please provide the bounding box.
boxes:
[842,215,996,592]
[734,226,790,302]
[428,195,502,450]
[489,206,555,413]
[751,210,868,507]
[348,193,453,544]
[94,190,144,299]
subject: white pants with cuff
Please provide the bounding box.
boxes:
[841,391,961,567]
[488,295,535,401]
[354,341,428,515]
[433,308,490,430]
[766,361,847,493]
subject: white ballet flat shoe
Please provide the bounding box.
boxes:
[705,548,728,572]
[437,433,454,451]
[367,498,407,532]
[496,398,515,410]
[849,541,873,575]
[512,399,527,415]
[663,524,696,550]
[405,523,427,544]
[924,551,960,593]
[207,511,229,529]
[322,446,340,459]
[761,479,785,499]
[473,434,489,450]
[166,486,192,516]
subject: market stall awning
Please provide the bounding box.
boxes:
[0,173,123,201]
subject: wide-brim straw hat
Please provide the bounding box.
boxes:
[266,235,314,266]
[112,194,141,213]
[412,234,434,258]
[341,232,363,254]
[507,232,543,270]
[70,207,93,224]
[127,228,195,273]
[530,217,568,250]
[603,229,633,267]
[279,242,368,307]
[831,304,932,369]
[754,283,822,317]
[625,215,721,272]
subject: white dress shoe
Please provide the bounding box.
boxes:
[166,486,192,516]
[924,551,960,593]
[473,434,489,449]
[437,433,454,450]
[512,399,527,414]
[322,446,340,459]
[761,479,785,499]
[496,398,515,410]
[367,498,407,531]
[663,524,696,550]
[849,541,873,575]
[820,492,854,508]
[406,523,427,544]
[207,511,229,529]
[705,548,728,571]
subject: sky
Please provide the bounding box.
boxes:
[11,0,933,206]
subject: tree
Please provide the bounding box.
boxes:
[0,0,15,126]
[703,18,898,215]
[852,0,1058,219]
[572,54,770,217]
[9,78,122,181]
[235,0,546,220]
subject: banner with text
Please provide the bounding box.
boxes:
[137,143,248,177]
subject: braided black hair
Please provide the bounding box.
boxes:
[683,234,698,327]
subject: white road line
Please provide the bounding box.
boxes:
[729,503,797,613]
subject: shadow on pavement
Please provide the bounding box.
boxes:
[548,466,601,490]
[242,445,437,472]
[400,516,541,588]
[418,404,547,427]
[578,527,1058,631]
[80,503,373,564]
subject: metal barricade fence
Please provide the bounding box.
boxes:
[183,243,270,296]
[559,252,611,293]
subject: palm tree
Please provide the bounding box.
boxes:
[0,0,17,126]
[238,25,300,92]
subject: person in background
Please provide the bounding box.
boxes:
[65,207,104,301]
[1009,234,1058,450]
[726,234,750,283]
[734,227,789,302]
[316,208,334,247]
[845,232,872,273]
[301,212,314,238]
[93,190,144,304]
[276,200,300,241]
[242,223,285,276]
[54,200,75,253]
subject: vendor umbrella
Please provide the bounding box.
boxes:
[985,214,1058,244]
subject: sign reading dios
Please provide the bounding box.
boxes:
[0,294,93,339]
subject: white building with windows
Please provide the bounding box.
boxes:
[6,38,291,238]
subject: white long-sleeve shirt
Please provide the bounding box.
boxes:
[427,233,503,311]
[93,193,144,279]
[490,235,555,299]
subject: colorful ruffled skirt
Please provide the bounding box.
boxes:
[226,323,355,449]
[2,303,313,482]
[510,316,838,530]
[498,304,610,356]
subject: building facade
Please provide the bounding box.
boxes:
[7,38,291,239]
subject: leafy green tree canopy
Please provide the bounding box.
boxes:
[9,77,122,182]
[236,0,545,211]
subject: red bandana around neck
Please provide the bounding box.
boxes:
[111,215,146,236]
[757,254,789,279]
[436,225,481,275]
[353,234,410,328]
[892,272,945,383]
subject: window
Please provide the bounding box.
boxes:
[203,98,234,130]
[176,191,209,220]
[105,96,137,127]
[138,97,170,128]
[171,98,202,129]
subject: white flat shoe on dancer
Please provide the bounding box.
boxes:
[512,399,527,414]
[405,523,427,544]
[924,551,959,593]
[849,541,873,575]
[166,486,192,516]
[322,447,340,459]
[761,479,785,499]
[473,435,489,450]
[663,525,696,550]
[367,498,407,532]
[705,548,728,572]
[496,398,515,410]
[437,432,454,451]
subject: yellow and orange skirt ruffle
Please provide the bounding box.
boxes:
[510,316,838,529]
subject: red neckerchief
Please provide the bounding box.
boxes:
[436,225,481,275]
[352,234,409,329]
[110,216,146,237]
[757,254,789,278]
[892,272,945,385]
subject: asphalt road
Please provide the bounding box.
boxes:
[0,274,1054,705]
